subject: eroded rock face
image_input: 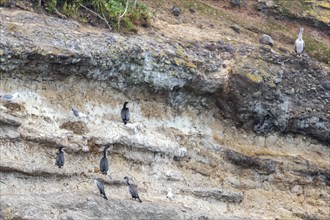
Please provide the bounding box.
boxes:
[1,9,329,143]
[218,52,330,144]
[225,150,276,175]
[1,193,186,220]
[0,8,329,220]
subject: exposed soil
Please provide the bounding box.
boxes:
[141,0,329,60]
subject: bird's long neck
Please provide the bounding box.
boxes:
[124,103,128,108]
[103,149,107,157]
[298,30,303,40]
[125,178,130,185]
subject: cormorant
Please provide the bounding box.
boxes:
[55,146,65,168]
[100,145,110,175]
[124,176,142,203]
[121,102,130,125]
[95,179,108,200]
[294,28,304,56]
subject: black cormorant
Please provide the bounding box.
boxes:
[100,145,110,175]
[121,102,130,125]
[95,179,108,200]
[55,146,65,168]
[124,176,142,203]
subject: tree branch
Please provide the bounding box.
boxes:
[79,3,112,31]
[118,0,129,28]
[54,8,67,19]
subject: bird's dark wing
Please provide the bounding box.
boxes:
[129,184,139,198]
[121,108,126,121]
[121,108,130,121]
[96,180,105,195]
[125,109,130,121]
[72,108,79,117]
[100,157,109,173]
[55,152,64,167]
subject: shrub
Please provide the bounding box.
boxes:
[40,0,151,31]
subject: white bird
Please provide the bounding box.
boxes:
[0,92,19,101]
[71,107,87,118]
[294,27,304,56]
[166,188,175,201]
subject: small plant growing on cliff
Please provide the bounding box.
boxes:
[0,0,6,6]
[48,0,57,12]
[35,0,150,31]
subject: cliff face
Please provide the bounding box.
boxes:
[0,6,329,220]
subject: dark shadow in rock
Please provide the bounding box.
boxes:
[0,113,22,127]
[4,102,26,113]
[225,149,276,175]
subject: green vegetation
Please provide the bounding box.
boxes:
[151,0,227,18]
[274,0,330,23]
[175,0,227,17]
[0,0,150,31]
[318,2,330,9]
[304,37,330,64]
[54,0,150,30]
[0,0,10,6]
[273,0,313,14]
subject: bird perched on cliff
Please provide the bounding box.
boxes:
[124,176,142,203]
[95,179,108,200]
[100,145,110,175]
[294,27,304,56]
[0,92,19,101]
[166,188,175,201]
[71,107,87,118]
[55,146,65,168]
[121,102,130,125]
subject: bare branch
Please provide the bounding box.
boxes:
[118,0,129,28]
[79,3,112,31]
[54,8,67,19]
[119,0,129,19]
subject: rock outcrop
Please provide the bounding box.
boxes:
[218,51,330,143]
[0,7,329,220]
